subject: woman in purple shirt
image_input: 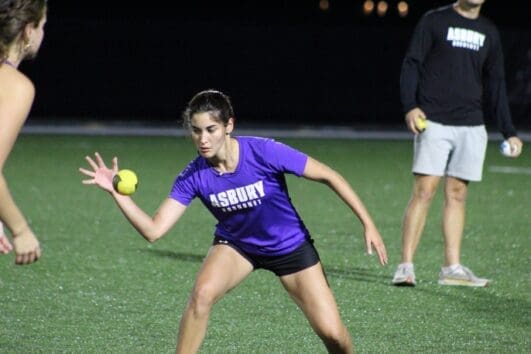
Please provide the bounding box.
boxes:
[80,89,388,353]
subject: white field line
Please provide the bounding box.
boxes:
[21,123,531,141]
[488,166,531,175]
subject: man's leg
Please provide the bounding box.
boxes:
[439,176,488,286]
[401,174,441,263]
[393,174,441,285]
[442,176,468,266]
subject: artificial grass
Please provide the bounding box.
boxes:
[0,134,529,353]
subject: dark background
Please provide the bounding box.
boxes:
[21,0,531,130]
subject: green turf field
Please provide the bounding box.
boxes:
[1,134,529,353]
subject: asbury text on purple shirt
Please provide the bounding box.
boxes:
[169,136,311,256]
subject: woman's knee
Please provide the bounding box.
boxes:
[315,322,351,349]
[187,283,219,316]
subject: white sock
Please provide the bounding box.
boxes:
[400,262,414,269]
[442,264,460,273]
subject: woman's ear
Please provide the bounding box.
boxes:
[226,117,235,135]
[22,24,33,48]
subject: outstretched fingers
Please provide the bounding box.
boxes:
[79,169,96,185]
[84,154,99,171]
[112,156,119,173]
[79,157,97,185]
[94,152,108,169]
[79,152,117,192]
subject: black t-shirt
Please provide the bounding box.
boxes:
[400,5,516,138]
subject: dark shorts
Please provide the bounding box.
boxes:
[213,236,321,276]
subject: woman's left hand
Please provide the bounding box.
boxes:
[364,225,388,266]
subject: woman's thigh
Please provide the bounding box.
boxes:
[193,244,254,301]
[280,263,343,329]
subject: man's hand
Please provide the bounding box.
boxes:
[405,108,427,134]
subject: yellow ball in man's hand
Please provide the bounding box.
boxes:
[113,169,138,195]
[415,117,427,132]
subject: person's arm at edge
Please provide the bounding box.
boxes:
[483,28,523,156]
[301,156,388,265]
[0,74,35,236]
[400,14,431,134]
[0,72,41,264]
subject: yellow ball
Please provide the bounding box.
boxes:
[113,169,138,195]
[415,117,427,131]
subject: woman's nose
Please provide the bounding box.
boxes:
[199,132,208,143]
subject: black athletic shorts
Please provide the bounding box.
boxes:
[212,236,321,276]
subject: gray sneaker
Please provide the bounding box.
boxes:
[392,263,416,286]
[438,265,489,287]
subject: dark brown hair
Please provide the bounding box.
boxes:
[0,0,47,61]
[182,89,235,129]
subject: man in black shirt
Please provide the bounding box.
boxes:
[392,0,523,287]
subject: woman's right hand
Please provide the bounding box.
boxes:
[79,152,119,193]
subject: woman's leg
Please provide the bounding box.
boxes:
[280,263,353,354]
[176,244,253,354]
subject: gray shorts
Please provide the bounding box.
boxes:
[412,120,488,182]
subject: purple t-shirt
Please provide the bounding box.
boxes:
[169,136,310,256]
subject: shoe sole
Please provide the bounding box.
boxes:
[393,281,416,287]
[438,279,489,287]
[392,277,416,286]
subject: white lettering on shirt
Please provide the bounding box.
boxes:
[209,180,265,212]
[446,27,485,51]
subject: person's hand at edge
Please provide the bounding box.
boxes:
[12,227,40,265]
[507,136,523,157]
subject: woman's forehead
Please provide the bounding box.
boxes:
[191,112,221,126]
